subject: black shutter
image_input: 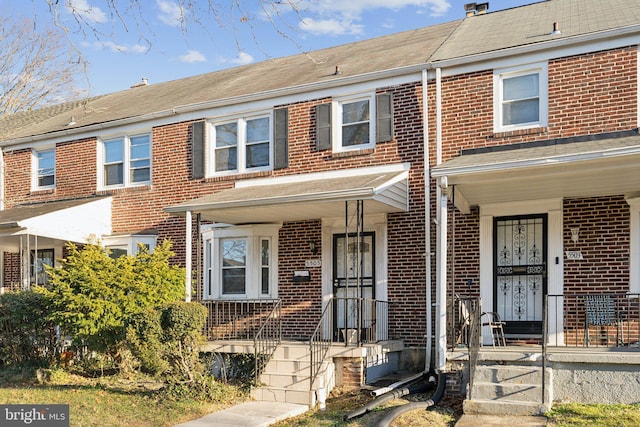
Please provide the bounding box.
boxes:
[191,121,205,179]
[376,93,393,143]
[274,107,289,169]
[315,103,332,151]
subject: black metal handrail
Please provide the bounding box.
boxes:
[253,299,282,385]
[309,298,333,391]
[460,296,482,400]
[546,293,640,348]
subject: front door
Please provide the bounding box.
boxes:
[333,232,375,341]
[494,215,547,336]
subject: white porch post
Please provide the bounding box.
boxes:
[435,176,448,371]
[185,210,192,302]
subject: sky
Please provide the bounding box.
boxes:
[3,0,537,96]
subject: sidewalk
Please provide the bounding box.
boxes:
[455,414,547,426]
[174,401,309,427]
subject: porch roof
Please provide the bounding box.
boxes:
[431,130,640,209]
[0,197,112,251]
[165,167,409,224]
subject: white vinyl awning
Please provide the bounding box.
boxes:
[165,167,410,224]
[0,197,112,252]
[431,131,640,209]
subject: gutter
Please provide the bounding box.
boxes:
[422,68,432,371]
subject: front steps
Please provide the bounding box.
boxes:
[464,364,552,416]
[251,342,335,407]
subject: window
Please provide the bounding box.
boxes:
[101,133,151,187]
[211,115,271,175]
[103,235,157,258]
[203,224,279,299]
[333,95,375,151]
[32,148,55,189]
[494,64,548,132]
[31,249,54,285]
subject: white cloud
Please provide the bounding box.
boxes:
[298,18,364,36]
[65,0,108,24]
[156,0,184,27]
[86,41,148,54]
[179,50,206,63]
[220,52,254,66]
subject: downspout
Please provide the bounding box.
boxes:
[422,68,432,371]
[434,67,448,372]
[185,210,192,302]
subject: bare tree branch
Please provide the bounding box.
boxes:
[0,17,84,115]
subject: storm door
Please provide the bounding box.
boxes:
[494,215,547,335]
[333,232,375,342]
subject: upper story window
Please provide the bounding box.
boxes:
[101,133,151,188]
[494,64,548,132]
[333,95,375,151]
[32,148,55,190]
[202,224,280,299]
[315,92,393,153]
[211,115,272,175]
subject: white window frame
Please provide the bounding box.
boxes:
[98,132,152,189]
[628,197,640,294]
[332,93,376,152]
[208,113,273,176]
[103,235,157,257]
[202,224,280,300]
[32,147,56,190]
[494,63,548,132]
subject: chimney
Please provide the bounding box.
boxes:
[130,77,149,88]
[464,2,489,17]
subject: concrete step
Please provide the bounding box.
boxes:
[272,344,310,360]
[252,386,316,407]
[463,399,550,416]
[474,365,545,384]
[472,382,549,403]
[262,359,311,375]
[259,372,312,390]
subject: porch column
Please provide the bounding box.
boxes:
[435,176,448,371]
[185,210,192,302]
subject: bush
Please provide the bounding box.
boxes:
[127,302,207,384]
[35,240,185,356]
[0,291,58,366]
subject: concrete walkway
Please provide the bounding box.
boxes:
[455,414,547,426]
[174,401,309,427]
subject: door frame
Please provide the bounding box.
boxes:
[480,199,565,345]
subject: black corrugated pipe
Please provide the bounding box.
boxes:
[343,373,437,421]
[375,372,447,427]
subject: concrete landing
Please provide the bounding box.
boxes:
[174,401,308,427]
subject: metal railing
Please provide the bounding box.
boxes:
[309,297,389,390]
[457,296,482,399]
[309,299,333,391]
[546,293,640,348]
[253,299,282,385]
[201,299,282,385]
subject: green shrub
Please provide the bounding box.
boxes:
[125,309,168,375]
[0,291,58,366]
[35,240,185,357]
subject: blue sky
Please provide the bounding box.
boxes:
[3,0,536,96]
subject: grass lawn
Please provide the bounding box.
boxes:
[546,402,640,427]
[0,367,247,427]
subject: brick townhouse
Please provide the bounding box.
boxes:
[0,0,639,414]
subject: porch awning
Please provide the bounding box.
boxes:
[165,168,409,224]
[0,197,112,252]
[431,131,640,209]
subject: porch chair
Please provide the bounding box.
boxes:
[583,294,621,347]
[481,311,506,347]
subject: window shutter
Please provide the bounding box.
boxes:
[191,121,205,179]
[315,103,332,151]
[376,93,393,143]
[274,107,289,169]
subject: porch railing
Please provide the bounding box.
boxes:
[309,298,333,391]
[457,296,482,399]
[200,299,282,385]
[546,293,640,348]
[309,297,389,390]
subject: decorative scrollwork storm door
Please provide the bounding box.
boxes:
[494,215,547,336]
